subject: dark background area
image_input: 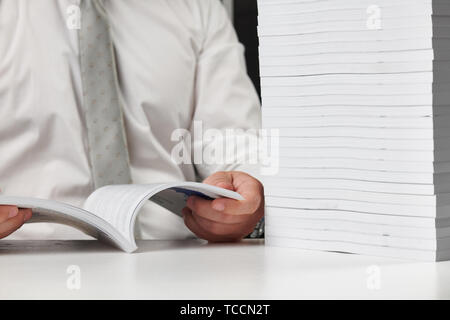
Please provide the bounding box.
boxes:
[232,0,261,99]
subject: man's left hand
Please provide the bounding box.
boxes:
[182,171,264,242]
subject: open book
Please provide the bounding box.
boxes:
[0,183,244,253]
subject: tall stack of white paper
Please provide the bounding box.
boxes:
[259,0,450,261]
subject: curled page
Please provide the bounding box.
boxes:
[83,182,244,251]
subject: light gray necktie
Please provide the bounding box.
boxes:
[79,0,132,188]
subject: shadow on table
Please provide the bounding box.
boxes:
[0,239,264,255]
[0,240,116,255]
[135,238,263,253]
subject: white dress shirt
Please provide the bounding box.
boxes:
[0,0,261,240]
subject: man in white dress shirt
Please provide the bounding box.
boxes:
[0,0,264,241]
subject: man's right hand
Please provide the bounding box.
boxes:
[0,206,32,239]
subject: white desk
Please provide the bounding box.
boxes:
[1,239,449,299]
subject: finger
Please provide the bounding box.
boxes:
[231,172,264,203]
[182,209,213,240]
[186,196,249,224]
[0,206,19,224]
[19,208,32,222]
[203,171,235,191]
[181,207,192,216]
[212,174,264,215]
[184,210,243,242]
[191,211,244,237]
[211,195,262,216]
[0,211,25,239]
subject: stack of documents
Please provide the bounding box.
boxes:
[258,0,450,261]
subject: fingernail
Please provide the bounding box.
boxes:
[8,207,18,218]
[213,201,225,211]
[24,210,32,222]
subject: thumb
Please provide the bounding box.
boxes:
[0,206,19,224]
[203,171,235,191]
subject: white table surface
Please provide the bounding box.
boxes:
[1,239,449,299]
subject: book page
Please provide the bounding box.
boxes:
[83,182,244,245]
[0,196,134,252]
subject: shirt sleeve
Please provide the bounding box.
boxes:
[190,0,262,181]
